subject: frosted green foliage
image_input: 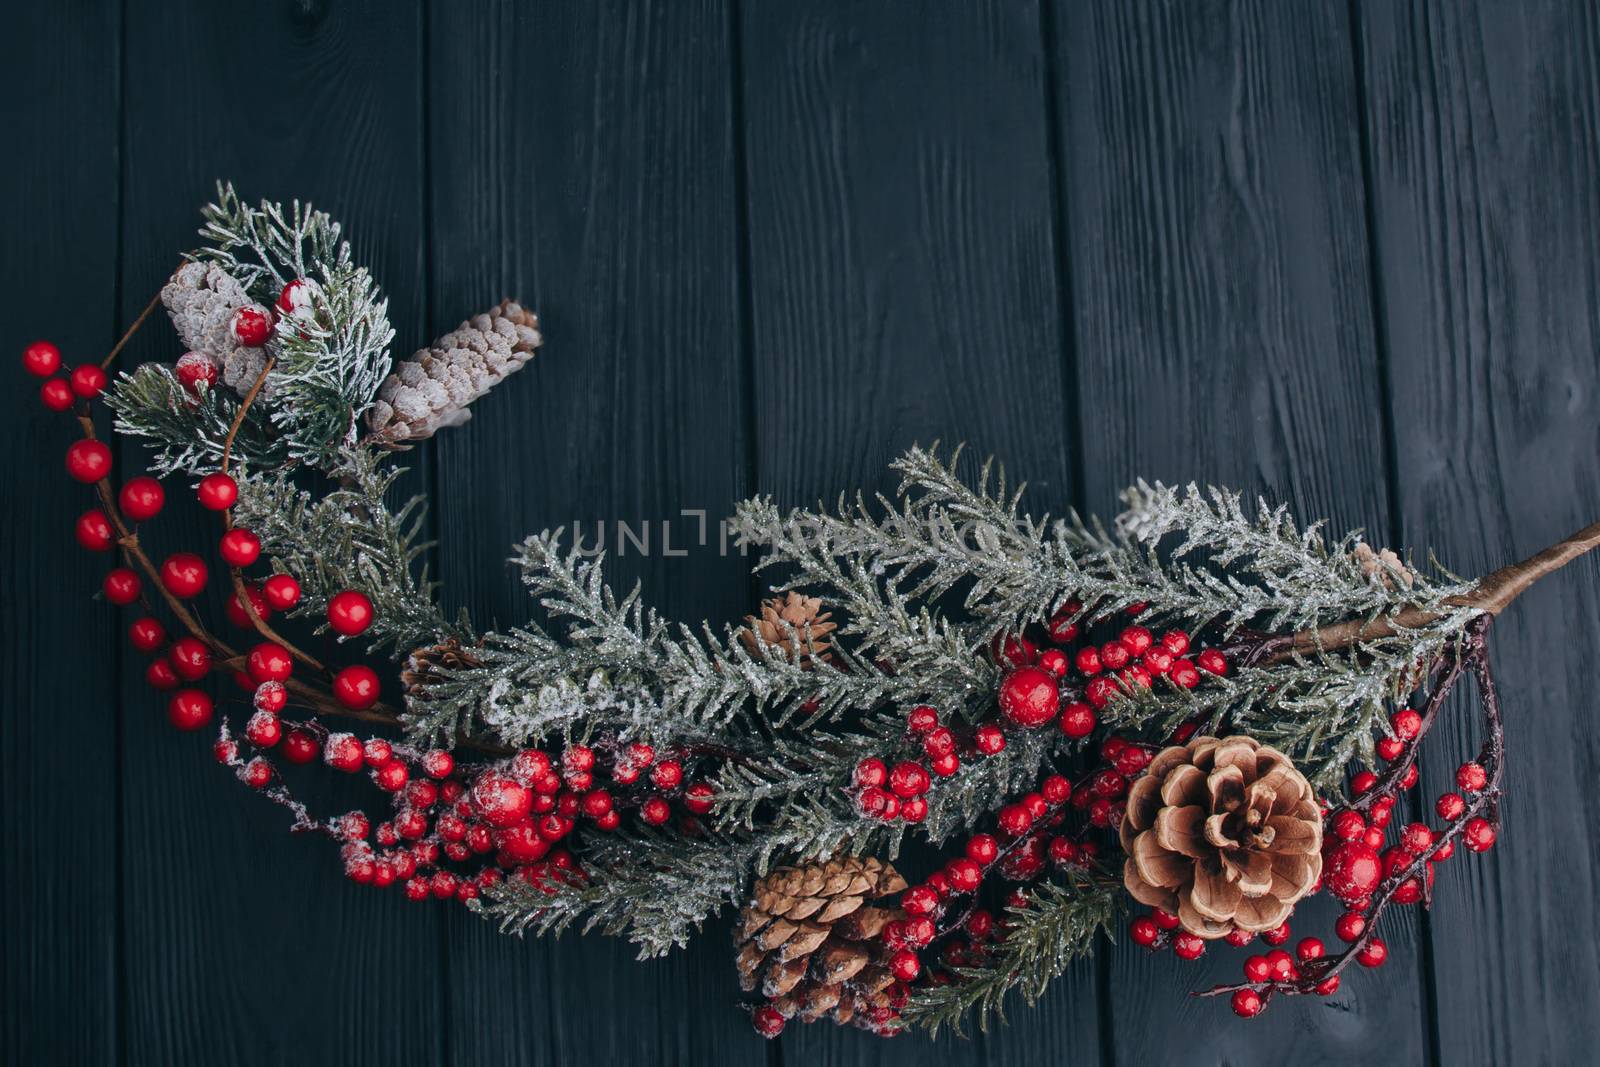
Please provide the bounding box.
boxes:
[105,363,286,475]
[232,447,466,655]
[901,875,1121,1034]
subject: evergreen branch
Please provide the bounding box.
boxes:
[232,447,464,657]
[902,875,1121,1035]
[105,363,286,476]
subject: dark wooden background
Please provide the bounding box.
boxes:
[3,1,1598,1064]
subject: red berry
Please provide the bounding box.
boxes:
[1169,659,1201,688]
[65,439,111,483]
[900,796,928,823]
[1456,762,1487,792]
[929,751,960,777]
[1120,626,1154,655]
[923,726,956,760]
[1059,701,1096,740]
[640,796,672,825]
[906,704,939,733]
[113,480,164,525]
[1261,921,1291,946]
[901,885,940,917]
[169,637,212,681]
[1046,605,1080,643]
[1047,836,1078,865]
[1100,641,1130,670]
[1400,763,1419,789]
[1037,648,1069,677]
[1376,736,1406,761]
[1231,989,1263,1018]
[324,733,364,772]
[40,378,74,411]
[175,353,217,393]
[889,760,931,798]
[102,567,141,605]
[945,858,982,893]
[889,949,920,982]
[751,1006,786,1039]
[241,757,272,788]
[974,723,1006,755]
[1085,675,1118,708]
[327,590,374,636]
[145,659,180,690]
[333,665,380,709]
[1074,647,1102,676]
[1296,937,1325,961]
[1243,954,1271,982]
[276,279,313,318]
[999,666,1060,728]
[997,804,1032,837]
[75,509,115,552]
[1400,822,1434,854]
[1196,648,1228,675]
[1357,937,1388,968]
[23,340,61,376]
[1129,917,1160,947]
[1172,932,1205,960]
[1041,774,1071,805]
[70,364,107,398]
[963,834,999,865]
[1265,949,1295,980]
[245,711,282,748]
[224,583,271,628]
[219,528,261,567]
[258,574,300,612]
[246,641,293,683]
[421,750,454,779]
[991,633,1038,668]
[1225,928,1255,947]
[1463,816,1496,852]
[1335,910,1367,942]
[281,729,320,764]
[650,759,683,790]
[166,689,213,731]
[580,789,614,819]
[232,304,273,346]
[1331,809,1366,841]
[1315,975,1341,996]
[196,472,239,511]
[128,616,166,653]
[1151,909,1180,931]
[1325,841,1382,904]
[1391,708,1422,740]
[854,757,888,789]
[1161,630,1190,656]
[1435,792,1465,820]
[684,783,715,814]
[160,552,208,598]
[1351,770,1379,795]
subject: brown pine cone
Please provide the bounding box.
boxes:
[735,855,907,1033]
[739,592,836,666]
[401,637,484,698]
[366,299,542,445]
[1120,735,1322,938]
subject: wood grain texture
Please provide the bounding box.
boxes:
[738,2,1099,1062]
[1356,2,1600,1063]
[115,2,445,1064]
[0,2,122,1063]
[1048,1,1429,1063]
[427,2,762,1064]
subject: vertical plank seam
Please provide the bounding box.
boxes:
[1343,2,1444,1063]
[113,0,130,1061]
[1035,2,1112,1064]
[418,1,453,1064]
[724,3,776,1064]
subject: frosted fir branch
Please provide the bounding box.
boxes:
[901,874,1121,1035]
[233,447,465,656]
[473,827,752,958]
[105,363,287,475]
[194,181,344,297]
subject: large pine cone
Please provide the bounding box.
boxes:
[739,593,836,666]
[1120,735,1322,938]
[735,856,906,1033]
[366,300,542,445]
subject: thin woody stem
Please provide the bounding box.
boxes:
[100,287,164,370]
[1275,519,1600,661]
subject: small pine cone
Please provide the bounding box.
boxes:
[1354,542,1415,589]
[366,300,542,445]
[401,637,484,698]
[161,261,273,397]
[221,344,273,398]
[740,592,836,666]
[735,855,907,1033]
[1120,735,1323,939]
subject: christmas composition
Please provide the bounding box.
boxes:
[23,186,1600,1037]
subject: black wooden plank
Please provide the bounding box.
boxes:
[1356,2,1600,1062]
[1048,1,1431,1062]
[427,2,762,1064]
[115,3,445,1063]
[0,2,122,1063]
[738,2,1100,1062]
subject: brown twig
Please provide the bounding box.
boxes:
[101,287,164,370]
